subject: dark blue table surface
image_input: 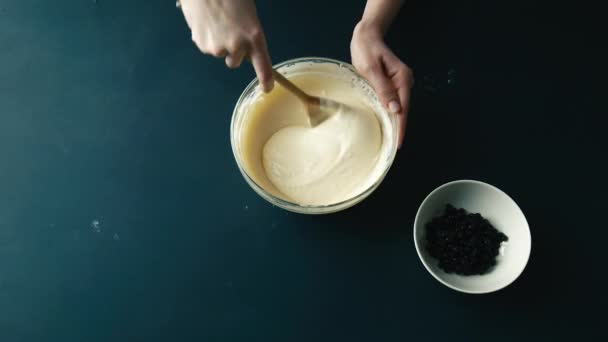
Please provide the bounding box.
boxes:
[1,0,605,340]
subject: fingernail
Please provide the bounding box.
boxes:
[388,100,400,113]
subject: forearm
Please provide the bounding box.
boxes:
[359,0,405,35]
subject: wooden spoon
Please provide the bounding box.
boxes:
[271,69,342,127]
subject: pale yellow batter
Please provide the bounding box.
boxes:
[240,71,387,206]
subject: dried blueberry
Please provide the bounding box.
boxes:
[425,204,509,275]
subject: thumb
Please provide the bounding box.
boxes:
[363,65,400,113]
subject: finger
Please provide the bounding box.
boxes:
[396,84,410,148]
[394,68,413,148]
[207,46,228,58]
[361,64,400,114]
[249,43,274,92]
[225,49,246,69]
[382,54,413,148]
[226,37,247,67]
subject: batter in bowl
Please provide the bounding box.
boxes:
[239,69,391,206]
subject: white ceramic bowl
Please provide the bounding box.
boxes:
[414,180,531,294]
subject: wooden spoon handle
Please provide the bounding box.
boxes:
[271,69,312,104]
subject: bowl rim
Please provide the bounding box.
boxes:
[413,179,532,294]
[230,56,399,214]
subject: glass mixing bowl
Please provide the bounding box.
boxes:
[230,57,399,214]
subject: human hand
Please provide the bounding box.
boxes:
[179,0,274,92]
[350,21,413,147]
